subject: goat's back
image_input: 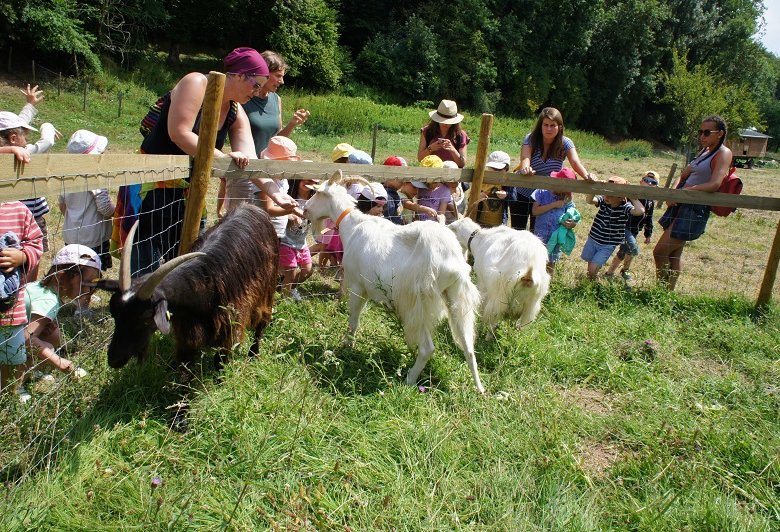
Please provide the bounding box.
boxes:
[165,204,279,349]
[342,217,474,322]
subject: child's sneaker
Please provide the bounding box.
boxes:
[290,288,303,302]
[16,386,32,403]
[621,270,633,282]
[71,367,88,379]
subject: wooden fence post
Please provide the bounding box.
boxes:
[178,71,225,255]
[31,60,35,83]
[371,123,378,163]
[58,72,62,96]
[657,163,677,210]
[466,113,494,219]
[117,90,123,118]
[756,217,780,307]
[82,82,88,111]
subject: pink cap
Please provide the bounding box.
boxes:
[260,136,300,160]
[223,47,269,77]
[550,168,577,180]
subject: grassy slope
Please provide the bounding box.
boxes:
[1,67,779,528]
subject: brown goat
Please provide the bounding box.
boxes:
[96,204,279,370]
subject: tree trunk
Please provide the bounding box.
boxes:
[167,43,181,66]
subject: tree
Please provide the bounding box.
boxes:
[268,0,342,90]
[356,15,442,103]
[660,51,762,149]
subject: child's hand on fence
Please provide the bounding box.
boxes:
[6,146,31,163]
[21,84,44,106]
[0,247,26,273]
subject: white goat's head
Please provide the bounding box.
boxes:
[303,170,360,233]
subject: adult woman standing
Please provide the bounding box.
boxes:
[513,107,596,231]
[653,116,732,290]
[218,51,311,217]
[417,99,470,168]
[130,47,295,277]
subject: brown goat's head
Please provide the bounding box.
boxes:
[94,222,204,368]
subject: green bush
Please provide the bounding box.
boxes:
[614,140,653,158]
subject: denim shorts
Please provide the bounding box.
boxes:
[616,231,640,260]
[581,237,617,266]
[0,325,27,365]
[659,204,710,241]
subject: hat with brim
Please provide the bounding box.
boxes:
[260,136,301,160]
[332,143,355,162]
[67,130,108,154]
[411,181,429,188]
[0,111,37,132]
[52,244,102,271]
[485,150,511,170]
[429,100,464,125]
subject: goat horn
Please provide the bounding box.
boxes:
[326,169,342,186]
[119,221,139,292]
[464,196,487,220]
[135,252,206,301]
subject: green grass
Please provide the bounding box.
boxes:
[1,279,778,529]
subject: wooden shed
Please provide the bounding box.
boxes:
[730,128,771,168]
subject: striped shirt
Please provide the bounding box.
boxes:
[0,202,44,326]
[21,197,49,218]
[588,197,635,245]
[515,134,575,197]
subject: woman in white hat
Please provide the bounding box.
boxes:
[417,99,470,168]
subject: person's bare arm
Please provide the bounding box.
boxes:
[567,147,596,181]
[519,143,534,174]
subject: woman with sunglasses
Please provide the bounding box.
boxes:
[125,47,296,277]
[653,115,732,290]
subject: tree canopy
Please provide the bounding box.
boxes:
[1,0,778,146]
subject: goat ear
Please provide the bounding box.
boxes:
[326,169,342,186]
[93,279,121,293]
[153,299,171,335]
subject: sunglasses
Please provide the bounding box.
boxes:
[642,177,658,185]
[697,129,720,137]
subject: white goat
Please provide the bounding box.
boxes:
[304,171,485,393]
[448,217,550,332]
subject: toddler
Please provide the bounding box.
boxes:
[59,130,115,285]
[25,245,100,383]
[531,167,578,272]
[0,201,43,402]
[476,150,511,227]
[0,85,60,279]
[581,176,645,280]
[280,178,318,301]
[382,156,407,224]
[604,171,657,282]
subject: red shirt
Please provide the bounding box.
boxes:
[0,202,43,326]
